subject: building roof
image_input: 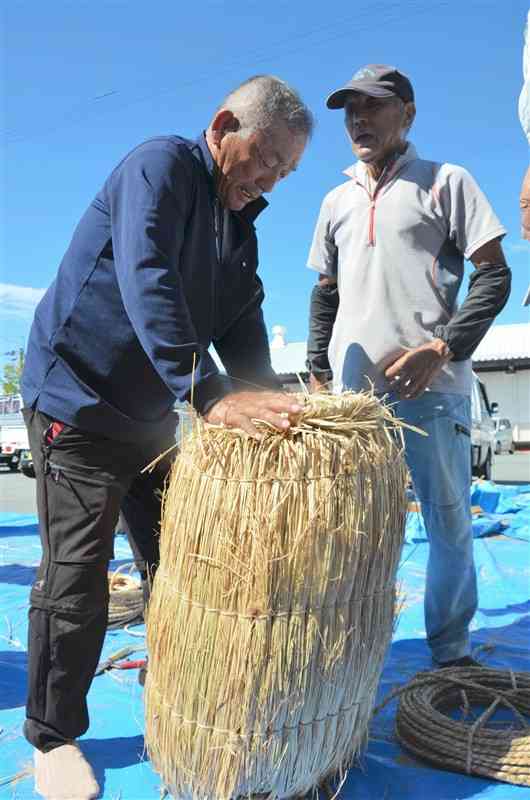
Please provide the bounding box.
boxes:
[472,323,530,362]
[211,323,530,379]
[267,324,530,373]
[270,341,308,376]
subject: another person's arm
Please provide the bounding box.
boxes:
[307,275,338,392]
[385,165,510,399]
[306,192,339,392]
[385,238,510,398]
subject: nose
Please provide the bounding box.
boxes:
[347,108,368,130]
[258,169,281,194]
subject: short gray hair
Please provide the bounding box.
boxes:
[218,75,314,139]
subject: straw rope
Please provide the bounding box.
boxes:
[145,391,409,799]
[387,667,530,786]
[154,568,394,619]
[148,679,379,736]
[107,566,144,629]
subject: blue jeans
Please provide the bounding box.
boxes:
[390,391,477,663]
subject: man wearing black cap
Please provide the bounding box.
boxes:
[306,65,511,668]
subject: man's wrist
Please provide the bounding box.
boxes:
[308,366,333,383]
[431,337,453,361]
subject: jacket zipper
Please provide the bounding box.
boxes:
[212,198,223,339]
[356,160,398,247]
[369,201,376,246]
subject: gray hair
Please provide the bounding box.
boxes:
[218,75,314,139]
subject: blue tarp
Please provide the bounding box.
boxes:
[1,483,529,799]
[406,481,530,543]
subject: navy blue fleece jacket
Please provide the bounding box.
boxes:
[22,134,280,442]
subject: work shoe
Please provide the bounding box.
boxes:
[434,655,482,669]
[34,742,99,800]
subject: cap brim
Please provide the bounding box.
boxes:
[326,83,396,109]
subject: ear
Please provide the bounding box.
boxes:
[403,101,416,129]
[210,109,240,147]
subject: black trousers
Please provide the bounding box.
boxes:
[22,408,176,752]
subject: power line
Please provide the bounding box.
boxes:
[4,0,449,146]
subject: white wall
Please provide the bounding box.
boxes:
[477,369,530,443]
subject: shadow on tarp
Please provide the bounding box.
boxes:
[405,482,530,545]
[0,650,28,710]
[0,523,39,538]
[343,736,501,800]
[479,599,530,617]
[80,734,146,797]
[0,563,37,586]
[472,615,530,671]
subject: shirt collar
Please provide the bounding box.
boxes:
[343,142,418,181]
[193,132,268,224]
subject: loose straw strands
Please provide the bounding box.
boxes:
[388,667,530,786]
[145,391,408,799]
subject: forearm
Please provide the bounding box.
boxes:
[434,262,511,361]
[306,280,338,380]
[214,288,282,392]
[110,147,230,414]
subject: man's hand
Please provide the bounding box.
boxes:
[204,391,304,438]
[309,373,331,394]
[384,339,452,399]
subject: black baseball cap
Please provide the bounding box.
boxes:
[326,64,414,109]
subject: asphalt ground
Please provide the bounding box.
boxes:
[1,451,529,516]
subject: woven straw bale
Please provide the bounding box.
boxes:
[145,392,408,798]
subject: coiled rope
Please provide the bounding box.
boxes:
[375,667,530,786]
[107,564,144,629]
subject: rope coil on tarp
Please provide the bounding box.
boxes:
[107,564,144,629]
[375,667,530,787]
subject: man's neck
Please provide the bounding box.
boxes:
[366,142,408,181]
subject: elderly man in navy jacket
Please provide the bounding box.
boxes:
[22,75,312,799]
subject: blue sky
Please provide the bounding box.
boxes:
[2,0,529,369]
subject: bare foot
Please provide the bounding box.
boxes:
[34,742,99,800]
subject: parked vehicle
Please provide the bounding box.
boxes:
[492,417,515,455]
[470,375,495,480]
[0,394,28,472]
[20,448,35,478]
[0,425,29,471]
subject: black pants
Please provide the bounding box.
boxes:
[22,408,176,752]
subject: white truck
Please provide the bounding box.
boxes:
[471,374,496,481]
[0,394,29,472]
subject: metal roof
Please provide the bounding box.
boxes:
[270,341,308,376]
[210,323,530,378]
[267,323,530,372]
[472,323,530,362]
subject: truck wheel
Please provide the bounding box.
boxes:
[483,449,492,481]
[9,461,19,472]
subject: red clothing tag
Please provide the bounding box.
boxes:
[46,421,65,444]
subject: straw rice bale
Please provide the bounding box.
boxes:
[145,392,408,799]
